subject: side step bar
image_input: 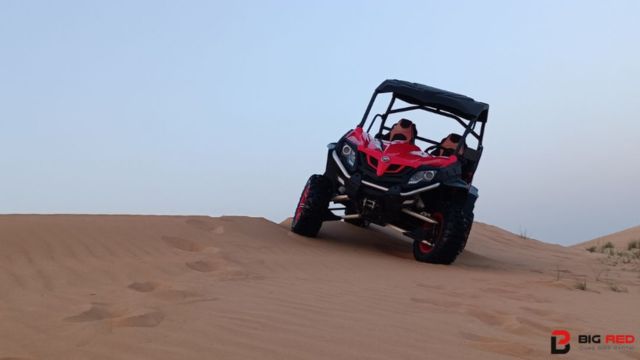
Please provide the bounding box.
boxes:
[401,209,438,224]
[330,195,439,224]
[332,194,349,202]
[384,224,434,246]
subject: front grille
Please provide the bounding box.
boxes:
[387,164,402,172]
[369,156,378,168]
[359,153,412,185]
[358,153,412,187]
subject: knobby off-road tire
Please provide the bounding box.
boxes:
[412,199,470,265]
[291,175,333,237]
[461,195,475,252]
[459,211,474,253]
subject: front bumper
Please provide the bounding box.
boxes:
[328,150,443,225]
[330,150,440,197]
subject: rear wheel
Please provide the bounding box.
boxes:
[291,175,332,237]
[412,200,468,265]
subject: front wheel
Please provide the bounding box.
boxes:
[291,175,332,237]
[412,200,469,265]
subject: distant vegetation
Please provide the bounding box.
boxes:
[584,240,640,265]
[574,239,639,293]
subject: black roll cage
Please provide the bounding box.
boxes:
[357,87,487,155]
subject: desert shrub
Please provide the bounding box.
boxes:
[609,282,628,293]
[586,246,597,253]
[519,227,529,240]
[628,240,640,251]
[601,242,615,252]
[620,254,632,264]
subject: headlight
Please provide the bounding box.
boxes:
[408,170,437,185]
[340,143,357,170]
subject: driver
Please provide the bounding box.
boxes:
[386,118,417,143]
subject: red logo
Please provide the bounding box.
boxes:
[551,330,571,354]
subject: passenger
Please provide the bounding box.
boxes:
[433,133,465,156]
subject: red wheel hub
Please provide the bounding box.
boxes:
[418,212,444,254]
[294,184,311,223]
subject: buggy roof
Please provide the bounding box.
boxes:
[376,79,489,122]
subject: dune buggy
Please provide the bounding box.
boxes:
[292,79,489,264]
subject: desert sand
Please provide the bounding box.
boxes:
[0,215,638,359]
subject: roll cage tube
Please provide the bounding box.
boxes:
[359,92,485,154]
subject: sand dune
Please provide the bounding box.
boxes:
[0,215,638,359]
[573,225,640,251]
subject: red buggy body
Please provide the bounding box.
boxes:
[347,127,458,177]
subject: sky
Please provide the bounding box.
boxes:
[1,0,639,245]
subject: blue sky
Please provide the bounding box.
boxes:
[1,1,638,245]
